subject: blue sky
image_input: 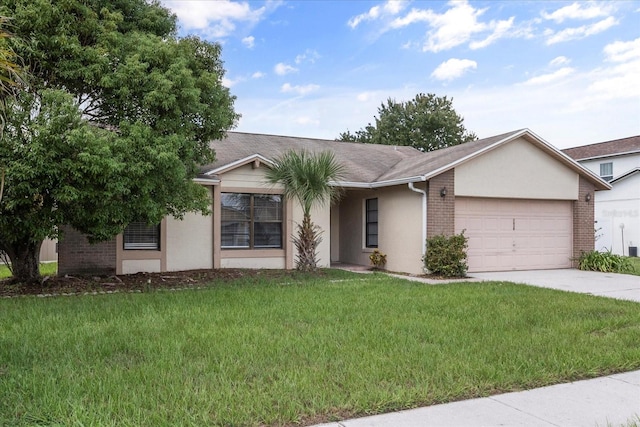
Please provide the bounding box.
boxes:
[160,0,640,149]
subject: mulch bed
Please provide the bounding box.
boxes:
[0,269,305,298]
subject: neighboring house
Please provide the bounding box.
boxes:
[58,129,609,276]
[563,136,640,256]
[39,239,58,263]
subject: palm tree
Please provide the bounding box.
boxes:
[266,150,344,272]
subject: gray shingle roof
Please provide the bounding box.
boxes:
[202,132,420,183]
[202,129,608,190]
[562,135,640,160]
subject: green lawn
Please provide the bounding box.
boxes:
[1,270,640,426]
[0,262,57,279]
[628,256,640,276]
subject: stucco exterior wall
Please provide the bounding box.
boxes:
[122,259,161,274]
[221,257,286,269]
[39,238,58,263]
[220,163,283,191]
[166,190,213,271]
[337,185,423,274]
[455,138,579,200]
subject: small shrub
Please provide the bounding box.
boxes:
[578,250,634,274]
[369,249,387,270]
[423,231,468,277]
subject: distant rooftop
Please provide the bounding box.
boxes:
[562,135,640,161]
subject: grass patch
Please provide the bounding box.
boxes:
[1,271,640,426]
[627,257,640,276]
[0,262,57,279]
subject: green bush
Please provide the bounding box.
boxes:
[423,231,468,277]
[578,250,634,274]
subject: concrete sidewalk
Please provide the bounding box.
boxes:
[314,370,640,427]
[470,269,640,302]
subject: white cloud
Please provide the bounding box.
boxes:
[281,83,320,96]
[222,76,244,88]
[348,5,381,28]
[546,16,618,45]
[469,17,514,49]
[604,37,640,62]
[550,56,571,67]
[242,36,255,48]
[252,71,265,79]
[583,37,640,103]
[431,58,477,81]
[388,1,515,52]
[295,49,321,65]
[348,0,408,28]
[162,0,274,38]
[522,67,575,85]
[542,2,613,23]
[274,63,298,76]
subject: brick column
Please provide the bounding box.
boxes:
[427,169,455,238]
[572,176,596,267]
[58,225,117,275]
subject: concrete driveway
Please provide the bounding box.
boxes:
[470,269,640,302]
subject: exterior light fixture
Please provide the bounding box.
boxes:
[585,193,592,202]
[440,187,447,198]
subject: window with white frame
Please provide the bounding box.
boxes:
[600,162,613,181]
[365,198,378,248]
[123,222,160,250]
[221,193,283,249]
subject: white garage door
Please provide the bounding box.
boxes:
[455,198,573,272]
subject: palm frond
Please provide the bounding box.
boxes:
[265,149,344,217]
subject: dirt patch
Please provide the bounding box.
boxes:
[0,269,307,298]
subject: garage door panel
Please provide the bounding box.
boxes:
[455,198,573,272]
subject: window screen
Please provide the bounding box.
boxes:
[123,222,160,250]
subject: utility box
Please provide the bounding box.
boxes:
[630,246,638,257]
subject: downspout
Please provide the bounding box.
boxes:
[408,182,427,257]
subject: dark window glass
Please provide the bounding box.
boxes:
[366,198,378,248]
[221,193,283,249]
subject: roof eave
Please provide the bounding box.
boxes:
[331,175,426,189]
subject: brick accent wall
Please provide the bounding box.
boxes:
[572,176,596,267]
[58,225,117,275]
[427,169,455,238]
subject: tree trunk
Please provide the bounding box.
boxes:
[1,239,43,283]
[294,214,322,272]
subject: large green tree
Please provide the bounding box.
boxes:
[338,93,477,151]
[265,150,343,272]
[0,0,238,282]
[0,15,23,231]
